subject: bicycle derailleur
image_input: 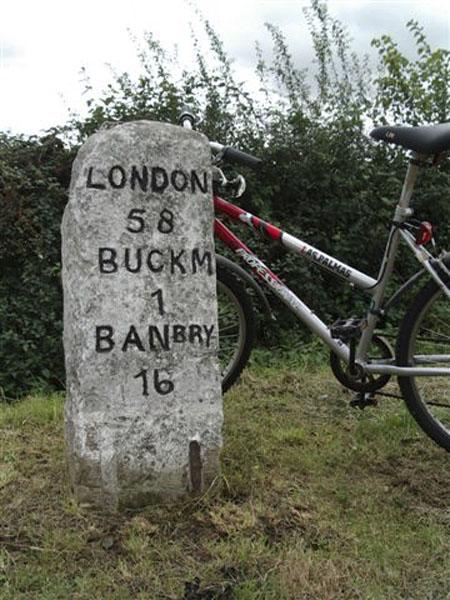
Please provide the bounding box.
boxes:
[329,317,395,409]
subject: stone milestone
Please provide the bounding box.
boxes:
[62,121,222,509]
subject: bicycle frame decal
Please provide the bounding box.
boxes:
[214,196,377,290]
[214,196,282,241]
[281,233,376,288]
[214,210,349,361]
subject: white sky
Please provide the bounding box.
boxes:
[0,0,448,136]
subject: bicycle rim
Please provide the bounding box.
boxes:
[217,279,247,383]
[400,286,450,445]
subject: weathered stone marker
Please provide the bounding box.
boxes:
[62,121,222,510]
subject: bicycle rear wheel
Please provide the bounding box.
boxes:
[217,267,255,392]
[397,280,450,451]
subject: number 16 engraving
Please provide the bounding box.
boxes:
[134,369,174,396]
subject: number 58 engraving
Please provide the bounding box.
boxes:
[126,208,174,234]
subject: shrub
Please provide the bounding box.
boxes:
[0,134,73,398]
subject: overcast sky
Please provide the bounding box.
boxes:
[0,0,448,136]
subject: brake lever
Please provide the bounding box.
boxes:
[212,166,227,187]
[212,168,246,199]
[229,174,246,198]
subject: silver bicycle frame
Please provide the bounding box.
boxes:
[233,157,450,377]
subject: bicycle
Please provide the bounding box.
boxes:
[179,108,450,452]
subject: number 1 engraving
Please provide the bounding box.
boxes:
[151,289,164,315]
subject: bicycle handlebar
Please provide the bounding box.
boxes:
[210,141,262,170]
[220,146,262,170]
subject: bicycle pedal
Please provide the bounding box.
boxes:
[350,392,378,410]
[330,317,365,341]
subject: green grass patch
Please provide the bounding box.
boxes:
[1,367,450,599]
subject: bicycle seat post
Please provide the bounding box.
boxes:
[397,154,422,211]
[356,154,423,363]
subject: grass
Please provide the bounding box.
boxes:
[1,364,450,599]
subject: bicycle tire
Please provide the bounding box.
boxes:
[216,266,255,392]
[397,280,450,451]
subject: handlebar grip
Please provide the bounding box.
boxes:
[221,146,263,170]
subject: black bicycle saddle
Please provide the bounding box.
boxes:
[370,123,450,155]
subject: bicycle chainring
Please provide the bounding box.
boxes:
[329,335,394,393]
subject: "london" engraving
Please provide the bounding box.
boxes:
[86,165,210,194]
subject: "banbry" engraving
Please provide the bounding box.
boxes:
[95,323,215,352]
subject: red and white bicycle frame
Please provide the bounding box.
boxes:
[214,160,450,377]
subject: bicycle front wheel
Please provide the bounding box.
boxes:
[217,267,255,393]
[397,280,450,451]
